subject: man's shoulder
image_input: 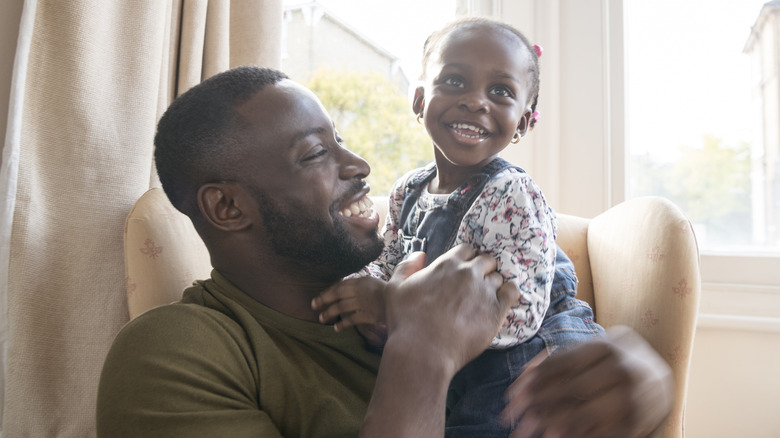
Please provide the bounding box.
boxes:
[132,300,233,327]
[98,303,267,437]
[110,300,253,359]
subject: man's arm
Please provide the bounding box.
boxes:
[358,246,520,437]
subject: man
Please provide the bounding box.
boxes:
[97,66,671,437]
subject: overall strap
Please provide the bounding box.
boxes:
[447,157,524,212]
[397,158,526,240]
[398,162,438,230]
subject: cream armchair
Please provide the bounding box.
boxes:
[124,188,700,438]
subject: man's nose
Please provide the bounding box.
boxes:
[338,146,370,180]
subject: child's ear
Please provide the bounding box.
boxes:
[412,87,425,115]
[197,183,253,232]
[516,110,532,136]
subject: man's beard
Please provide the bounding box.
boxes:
[253,189,384,280]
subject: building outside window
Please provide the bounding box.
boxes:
[626,0,780,254]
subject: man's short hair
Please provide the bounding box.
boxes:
[154,66,288,214]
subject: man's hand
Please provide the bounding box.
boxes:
[359,244,520,437]
[384,244,521,375]
[501,326,674,438]
[312,276,388,349]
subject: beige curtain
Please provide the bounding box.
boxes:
[0,0,282,435]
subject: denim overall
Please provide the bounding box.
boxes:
[397,158,604,437]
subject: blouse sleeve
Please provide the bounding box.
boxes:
[456,169,557,344]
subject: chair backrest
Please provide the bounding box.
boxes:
[124,188,211,319]
[557,197,700,438]
[585,196,700,438]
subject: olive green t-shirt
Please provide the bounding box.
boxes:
[97,271,381,437]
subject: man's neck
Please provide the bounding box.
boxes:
[216,264,336,323]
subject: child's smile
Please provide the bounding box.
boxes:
[448,121,490,144]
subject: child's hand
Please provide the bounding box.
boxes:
[312,277,388,349]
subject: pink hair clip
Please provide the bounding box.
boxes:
[533,44,543,58]
[530,110,541,127]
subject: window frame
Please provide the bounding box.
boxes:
[489,0,780,326]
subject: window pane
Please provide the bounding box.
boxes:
[626,0,780,253]
[281,0,456,196]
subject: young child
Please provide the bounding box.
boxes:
[314,17,603,435]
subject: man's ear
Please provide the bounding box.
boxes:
[516,110,532,137]
[197,183,253,232]
[412,87,425,115]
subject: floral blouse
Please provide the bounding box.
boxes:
[364,167,557,348]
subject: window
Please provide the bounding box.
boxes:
[625,0,779,254]
[280,0,456,195]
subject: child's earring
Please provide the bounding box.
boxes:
[512,117,529,143]
[414,96,425,124]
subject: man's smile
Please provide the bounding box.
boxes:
[338,194,376,220]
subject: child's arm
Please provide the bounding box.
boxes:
[458,170,557,344]
[312,276,388,350]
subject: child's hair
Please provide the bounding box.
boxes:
[420,17,540,117]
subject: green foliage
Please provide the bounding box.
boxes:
[630,134,752,246]
[305,69,433,196]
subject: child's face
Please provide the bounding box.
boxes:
[419,26,534,171]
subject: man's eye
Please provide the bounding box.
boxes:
[302,147,327,161]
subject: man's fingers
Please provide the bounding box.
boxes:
[440,243,477,263]
[525,339,613,386]
[495,278,520,312]
[388,251,426,285]
[502,340,613,428]
[469,252,499,277]
[550,387,631,438]
[525,382,634,438]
